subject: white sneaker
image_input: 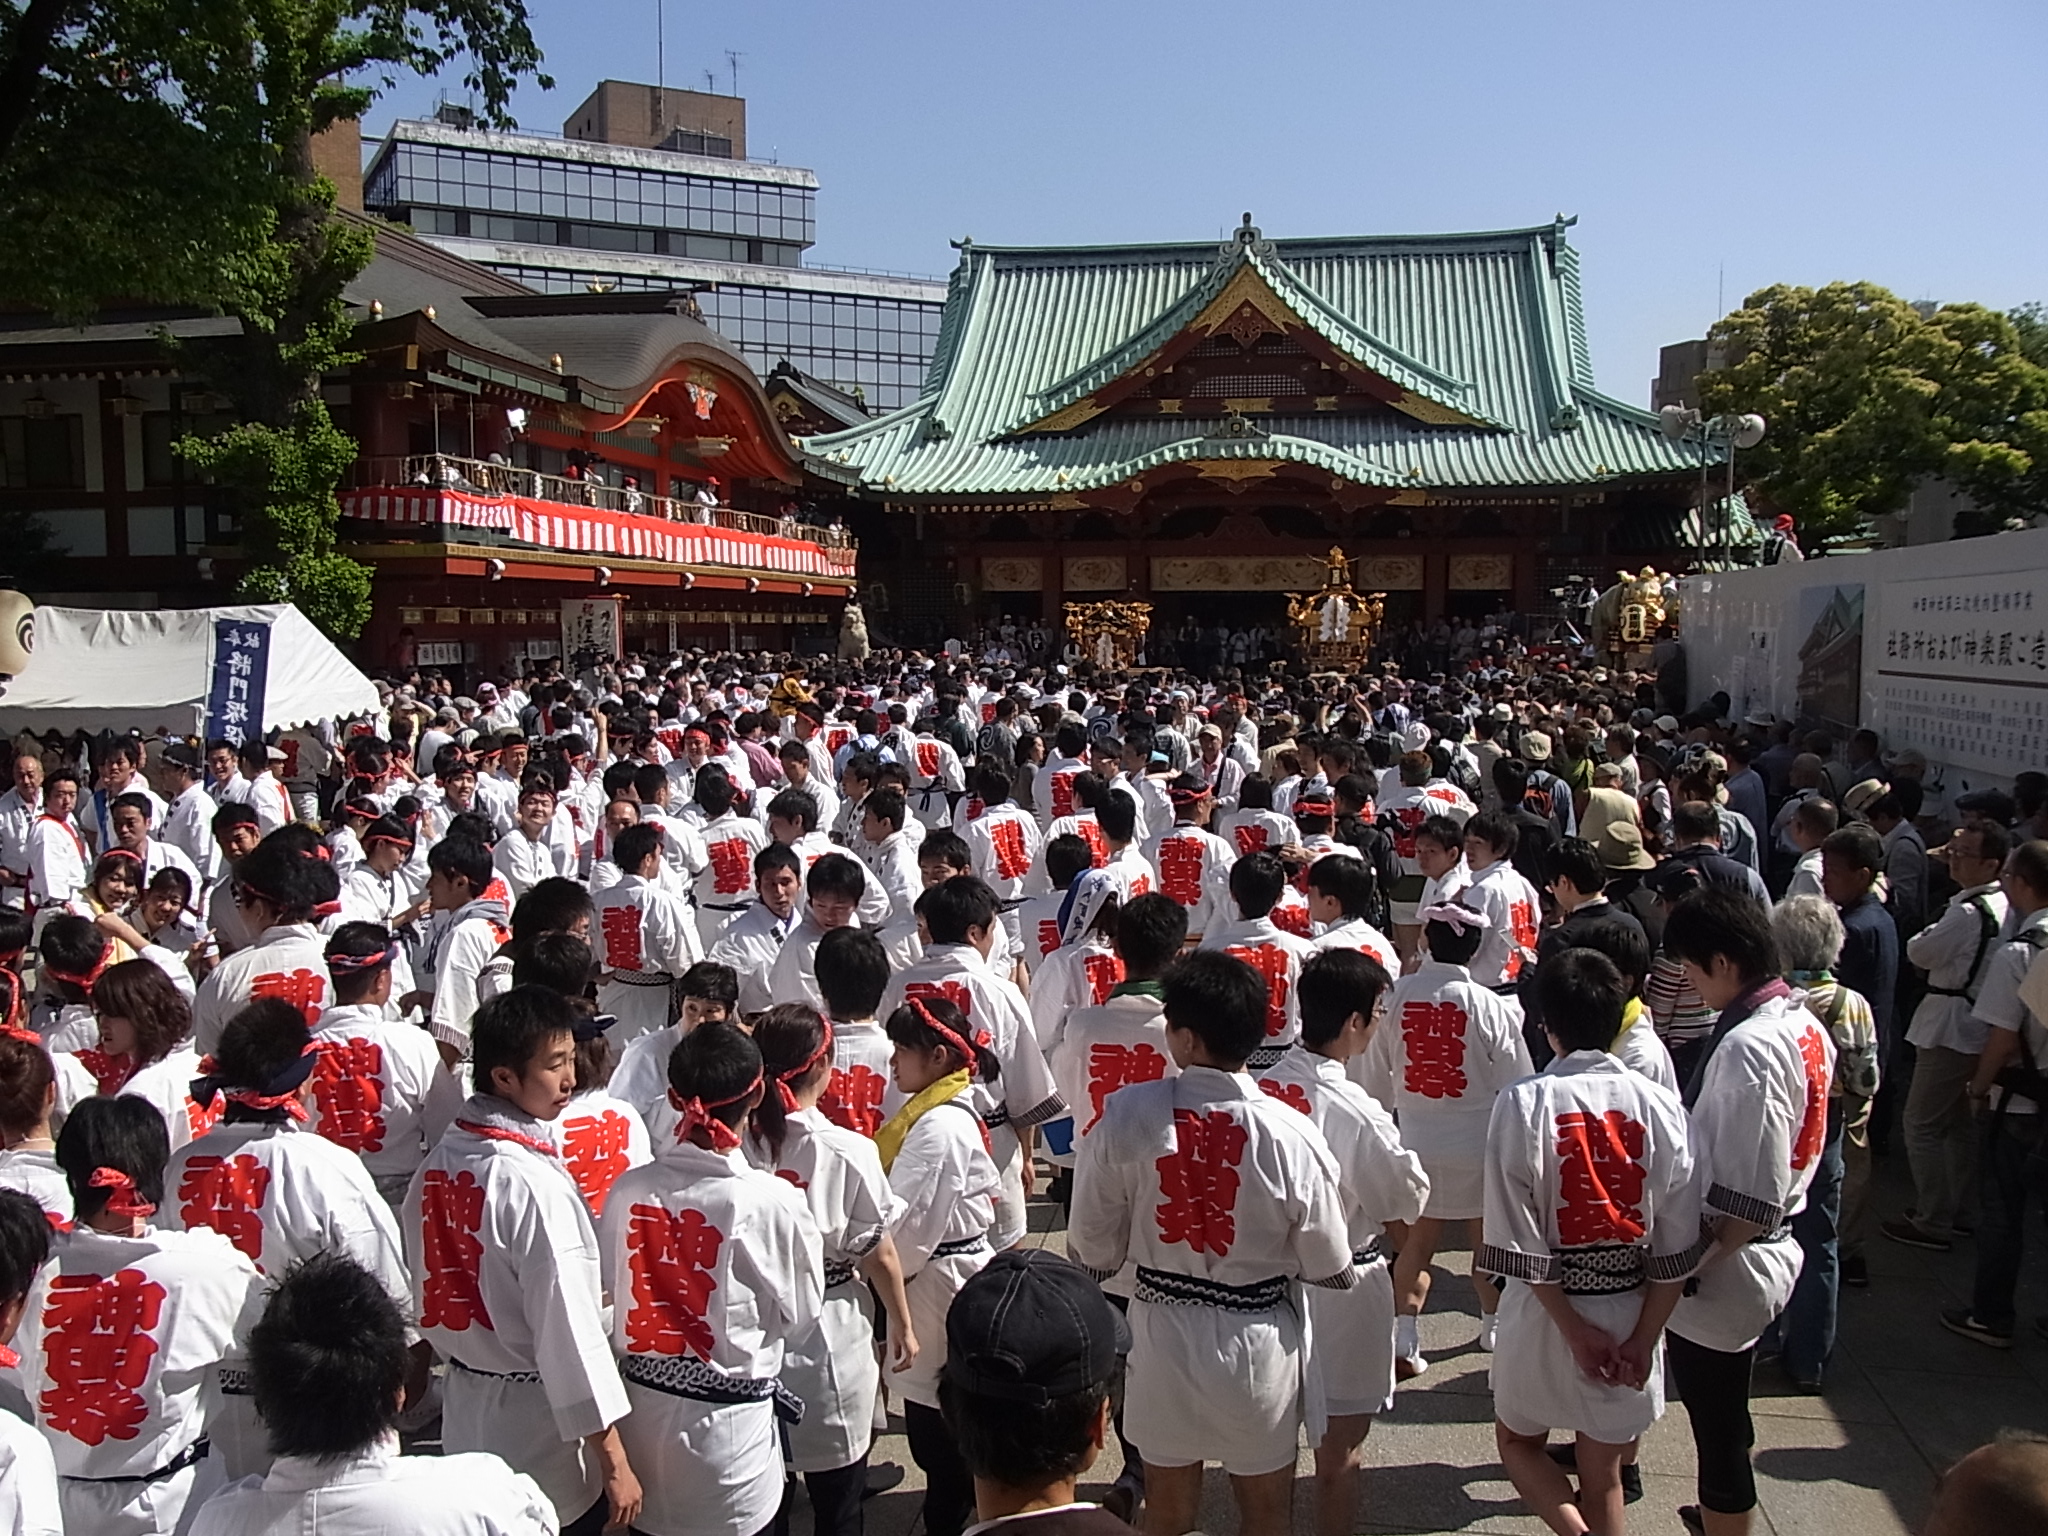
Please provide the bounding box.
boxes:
[1395,1350,1428,1381]
[1479,1316,1497,1351]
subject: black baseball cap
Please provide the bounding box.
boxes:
[942,1250,1128,1406]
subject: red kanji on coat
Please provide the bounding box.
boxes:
[905,978,975,1018]
[1158,835,1206,907]
[1078,821,1108,867]
[1036,920,1062,958]
[250,968,327,1025]
[177,1152,271,1266]
[1555,1110,1648,1246]
[1085,1042,1167,1130]
[310,1039,386,1154]
[820,1064,887,1136]
[915,742,941,779]
[1082,952,1124,1005]
[1793,1024,1831,1172]
[1225,943,1291,1037]
[419,1169,492,1332]
[1385,806,1426,861]
[988,817,1031,882]
[1271,902,1312,938]
[1400,999,1469,1099]
[625,1203,723,1359]
[707,839,751,895]
[601,904,645,972]
[563,1110,635,1216]
[1258,1078,1313,1116]
[185,1094,225,1141]
[1233,824,1270,856]
[1049,772,1077,821]
[38,1268,166,1446]
[1154,1108,1249,1256]
[1504,900,1539,981]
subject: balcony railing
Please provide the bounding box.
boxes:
[348,454,855,553]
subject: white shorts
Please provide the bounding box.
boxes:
[1126,1299,1303,1477]
[1308,1257,1396,1418]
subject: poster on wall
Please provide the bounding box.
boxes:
[1874,571,2048,774]
[561,598,623,663]
[1793,584,1863,730]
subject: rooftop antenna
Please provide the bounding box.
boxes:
[656,0,665,90]
[726,50,743,97]
[704,69,716,93]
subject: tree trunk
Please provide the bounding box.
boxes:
[0,0,83,163]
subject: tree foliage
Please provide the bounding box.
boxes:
[1698,282,2048,542]
[0,0,548,636]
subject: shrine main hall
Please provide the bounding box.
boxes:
[810,215,1708,639]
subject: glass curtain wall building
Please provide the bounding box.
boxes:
[364,113,946,411]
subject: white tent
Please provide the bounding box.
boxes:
[0,604,378,737]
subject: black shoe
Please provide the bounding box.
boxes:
[1841,1254,1869,1289]
[1940,1308,2014,1348]
[1679,1506,1705,1534]
[1544,1443,1641,1503]
[1882,1217,1953,1252]
[863,1462,906,1498]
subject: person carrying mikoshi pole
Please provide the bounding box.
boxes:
[1255,949,1429,1536]
[1359,899,1532,1379]
[1482,949,1700,1536]
[1068,949,1355,1536]
[598,1019,822,1536]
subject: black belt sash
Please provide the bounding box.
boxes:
[1351,1236,1390,1268]
[1556,1244,1649,1296]
[620,1351,805,1423]
[825,1260,857,1288]
[65,1438,208,1485]
[933,1233,989,1260]
[450,1356,543,1384]
[1134,1267,1287,1312]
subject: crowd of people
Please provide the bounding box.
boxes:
[0,642,2037,1536]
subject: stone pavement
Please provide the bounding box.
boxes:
[827,1150,2047,1536]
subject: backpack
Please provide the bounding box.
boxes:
[1993,929,2048,1110]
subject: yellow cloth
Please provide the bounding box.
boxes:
[767,675,813,719]
[874,1069,971,1172]
[1618,995,1645,1040]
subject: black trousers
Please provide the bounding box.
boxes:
[903,1400,976,1536]
[1667,1331,1759,1515]
[770,1455,868,1536]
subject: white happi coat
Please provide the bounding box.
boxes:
[767,911,861,1016]
[33,999,97,1058]
[1670,989,1835,1353]
[426,901,513,1057]
[403,1096,630,1523]
[610,1023,685,1147]
[599,1139,823,1536]
[1017,889,1071,968]
[1028,933,1125,1068]
[24,815,86,915]
[491,830,569,902]
[905,737,965,830]
[964,801,1042,946]
[1198,913,1319,1062]
[1052,986,1176,1151]
[852,829,923,967]
[194,922,333,1055]
[818,1016,901,1138]
[119,1046,220,1153]
[1359,958,1532,1219]
[707,900,800,1015]
[0,1146,71,1227]
[1068,1065,1356,1477]
[1256,1045,1429,1417]
[1100,844,1157,904]
[307,1003,463,1206]
[1035,755,1090,830]
[1044,811,1109,874]
[1463,859,1543,987]
[1481,1050,1700,1442]
[745,1109,904,1472]
[786,831,893,929]
[1220,808,1294,860]
[190,1437,555,1536]
[885,1090,1000,1410]
[1313,915,1400,972]
[880,942,1065,1249]
[559,1089,653,1219]
[164,1117,413,1479]
[691,812,769,948]
[20,1225,264,1536]
[0,1413,58,1536]
[594,875,703,1043]
[1146,824,1237,943]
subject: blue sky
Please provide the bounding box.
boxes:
[380,0,2046,406]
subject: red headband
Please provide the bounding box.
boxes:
[44,950,110,997]
[774,1019,835,1111]
[328,942,399,976]
[909,996,989,1068]
[669,1071,764,1152]
[99,848,143,865]
[89,1167,155,1219]
[192,1046,318,1122]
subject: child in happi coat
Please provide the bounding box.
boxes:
[192,837,338,1055]
[688,767,770,949]
[403,987,641,1536]
[881,877,1064,1251]
[0,1032,72,1225]
[306,923,462,1207]
[1052,895,1186,1165]
[745,1005,919,1536]
[1028,870,1126,1068]
[1258,949,1430,1536]
[1307,854,1400,971]
[962,764,1043,956]
[419,837,512,1068]
[188,1253,555,1536]
[1068,950,1354,1536]
[814,927,902,1137]
[1363,899,1532,1375]
[1197,852,1319,1069]
[1482,949,1700,1536]
[1095,796,1157,905]
[1143,774,1238,947]
[594,822,704,1045]
[1462,813,1545,989]
[93,959,217,1151]
[22,1096,265,1536]
[611,961,739,1146]
[33,914,119,1056]
[164,996,412,1481]
[0,1190,60,1534]
[875,993,1002,1536]
[599,1021,822,1536]
[1017,835,1094,970]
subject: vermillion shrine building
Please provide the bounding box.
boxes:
[811,216,1708,643]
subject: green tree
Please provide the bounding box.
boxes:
[0,0,548,635]
[1698,282,2048,543]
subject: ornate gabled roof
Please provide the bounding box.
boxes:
[809,216,1706,499]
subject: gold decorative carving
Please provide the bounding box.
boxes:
[1065,601,1152,670]
[1019,396,1107,434]
[1355,556,1424,591]
[1196,460,1280,483]
[1393,390,1479,426]
[1047,494,1088,511]
[1151,556,1327,592]
[1222,306,1271,349]
[1220,397,1273,414]
[1285,548,1385,666]
[1387,487,1429,506]
[1448,553,1514,591]
[981,557,1044,592]
[1062,555,1127,591]
[1191,265,1304,344]
[1157,399,1183,414]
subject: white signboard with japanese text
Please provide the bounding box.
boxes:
[561,598,623,663]
[1874,572,2048,774]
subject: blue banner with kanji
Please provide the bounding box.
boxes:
[206,617,272,748]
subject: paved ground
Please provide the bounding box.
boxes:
[830,1149,2048,1535]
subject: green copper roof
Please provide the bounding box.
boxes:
[809,217,1707,499]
